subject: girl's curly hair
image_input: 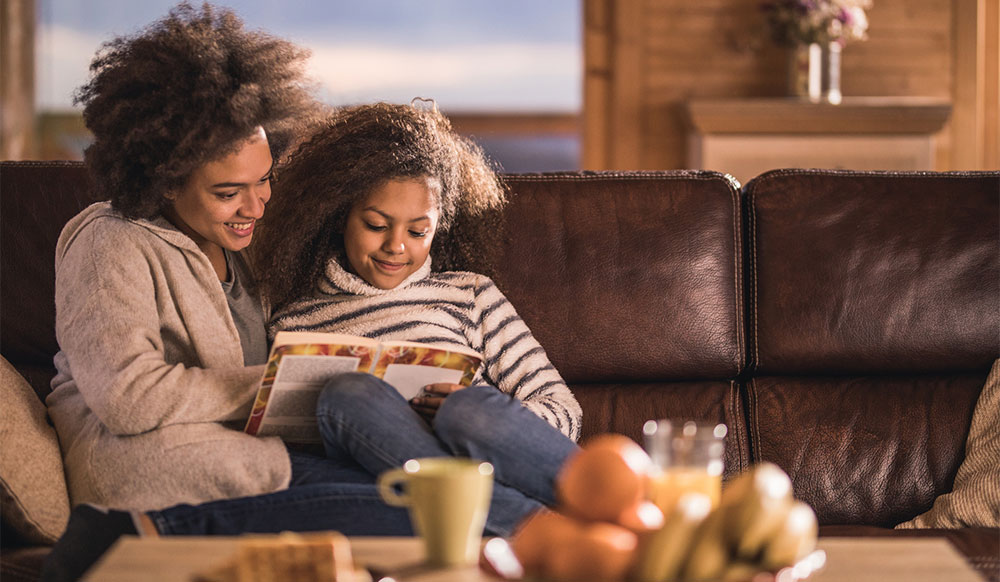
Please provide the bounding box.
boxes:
[74,2,323,219]
[252,102,507,310]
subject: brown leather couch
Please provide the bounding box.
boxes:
[2,162,997,581]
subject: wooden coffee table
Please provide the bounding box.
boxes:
[83,535,985,582]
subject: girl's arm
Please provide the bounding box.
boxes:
[53,218,263,436]
[472,277,582,442]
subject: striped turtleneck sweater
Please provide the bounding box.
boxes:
[269,257,582,442]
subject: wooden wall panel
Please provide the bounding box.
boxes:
[585,0,958,171]
[1,0,36,159]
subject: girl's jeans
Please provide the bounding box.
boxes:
[149,374,579,538]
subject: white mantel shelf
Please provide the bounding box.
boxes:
[684,97,953,185]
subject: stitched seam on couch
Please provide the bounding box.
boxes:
[727,180,744,373]
[749,186,760,369]
[749,168,1000,180]
[729,380,749,472]
[750,378,761,463]
[502,171,734,182]
[0,161,85,168]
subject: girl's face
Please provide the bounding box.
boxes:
[164,127,273,257]
[343,176,441,289]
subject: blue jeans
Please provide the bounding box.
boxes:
[149,481,413,536]
[150,375,578,538]
[312,374,580,534]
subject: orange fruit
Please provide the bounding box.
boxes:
[616,500,664,533]
[545,521,638,581]
[509,510,580,573]
[556,434,652,522]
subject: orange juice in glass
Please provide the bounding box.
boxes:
[642,420,726,515]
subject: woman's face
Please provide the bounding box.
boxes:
[343,176,441,289]
[164,127,273,256]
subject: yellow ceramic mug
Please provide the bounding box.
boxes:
[377,457,494,567]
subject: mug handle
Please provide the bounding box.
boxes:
[377,468,410,507]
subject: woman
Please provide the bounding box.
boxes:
[46,0,322,518]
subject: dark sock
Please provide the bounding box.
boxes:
[40,504,139,582]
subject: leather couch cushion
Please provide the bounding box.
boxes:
[746,170,999,375]
[748,373,984,527]
[0,545,49,582]
[897,358,1000,528]
[0,356,70,544]
[573,380,750,479]
[495,172,745,382]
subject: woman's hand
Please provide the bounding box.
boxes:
[410,383,466,422]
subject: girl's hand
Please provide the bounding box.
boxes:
[410,383,466,422]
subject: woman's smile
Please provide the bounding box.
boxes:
[225,219,256,237]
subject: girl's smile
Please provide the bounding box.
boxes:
[373,258,409,271]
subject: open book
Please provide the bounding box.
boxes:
[244,331,483,443]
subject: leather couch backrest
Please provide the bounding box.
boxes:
[0,162,95,399]
[496,172,745,382]
[746,169,999,374]
[743,169,1000,526]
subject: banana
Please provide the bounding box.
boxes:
[721,462,793,559]
[760,500,818,570]
[629,493,712,582]
[678,503,730,581]
[719,561,761,581]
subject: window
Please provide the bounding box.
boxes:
[35,0,582,171]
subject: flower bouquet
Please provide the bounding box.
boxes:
[761,0,873,103]
[762,0,873,47]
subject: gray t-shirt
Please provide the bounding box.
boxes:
[221,250,269,366]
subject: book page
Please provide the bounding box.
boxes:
[373,343,483,400]
[245,339,377,443]
[382,365,467,400]
[252,354,361,442]
[378,339,481,359]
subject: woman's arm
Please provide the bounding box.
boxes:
[472,277,582,441]
[54,216,263,436]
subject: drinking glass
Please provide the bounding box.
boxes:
[642,419,727,514]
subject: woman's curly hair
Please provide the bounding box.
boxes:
[74,2,323,219]
[252,102,507,310]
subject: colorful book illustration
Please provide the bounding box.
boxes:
[244,331,483,443]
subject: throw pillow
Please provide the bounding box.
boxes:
[0,355,70,544]
[896,358,1000,528]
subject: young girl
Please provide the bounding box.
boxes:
[253,101,583,526]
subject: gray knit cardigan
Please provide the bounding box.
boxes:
[47,202,290,511]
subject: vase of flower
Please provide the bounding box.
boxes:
[763,0,871,104]
[789,41,842,104]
